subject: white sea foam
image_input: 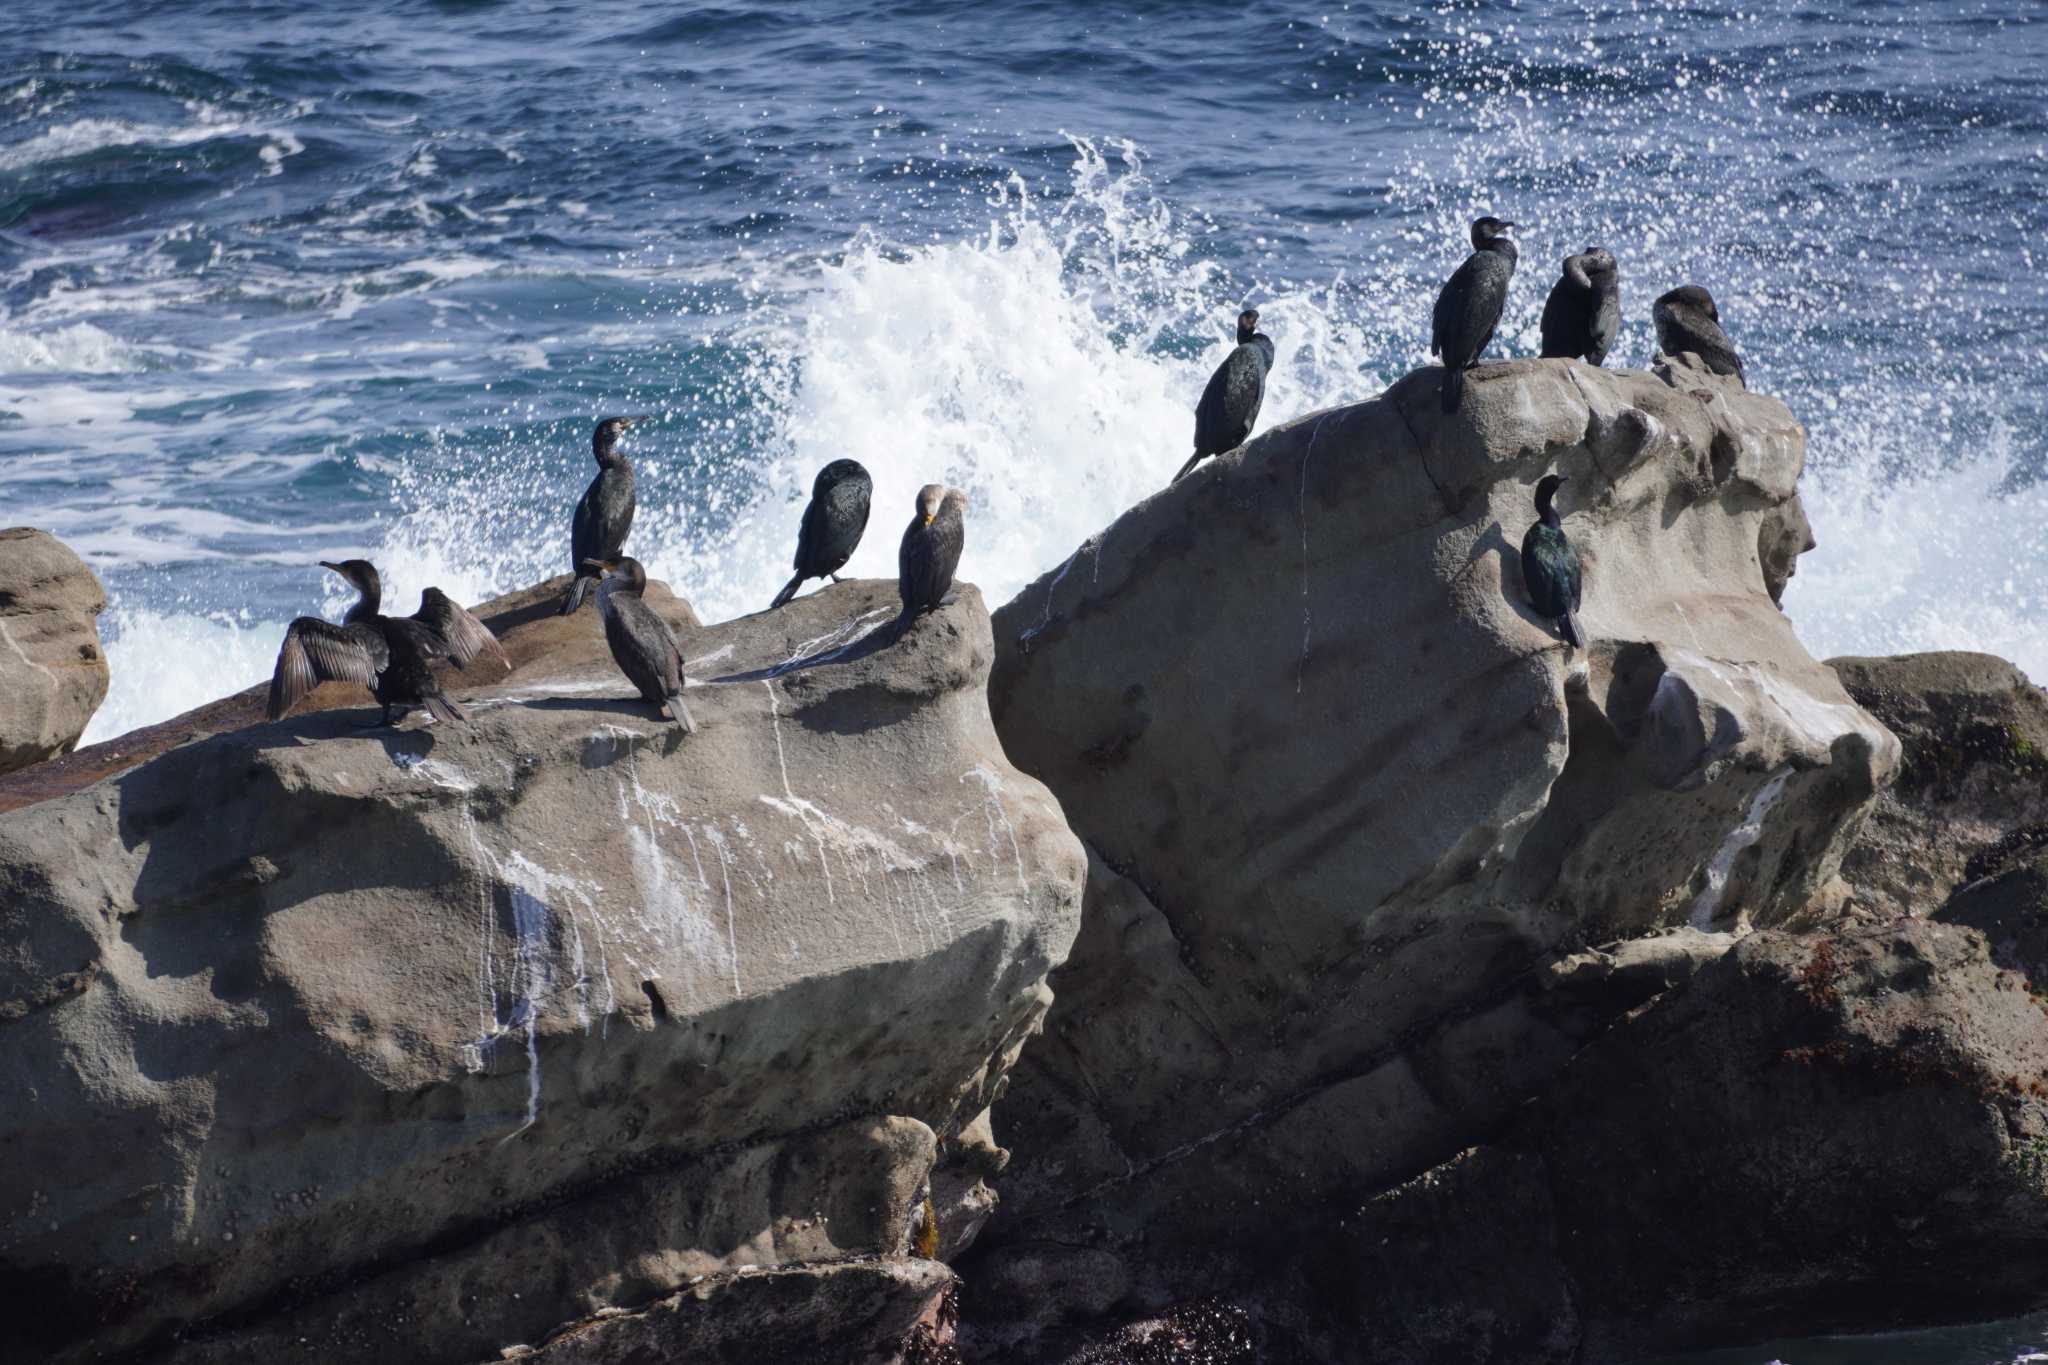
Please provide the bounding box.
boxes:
[0,322,138,374]
[82,608,286,746]
[633,138,1389,622]
[1786,434,2048,683]
[0,115,244,170]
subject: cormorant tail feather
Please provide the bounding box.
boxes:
[560,574,595,616]
[1441,364,1466,414]
[1560,611,1584,651]
[425,694,467,725]
[769,572,805,610]
[667,696,698,734]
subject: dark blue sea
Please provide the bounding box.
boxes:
[4,1,2048,1357]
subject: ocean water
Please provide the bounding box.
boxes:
[3,2,2047,1357]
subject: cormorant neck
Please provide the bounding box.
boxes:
[1483,237,1518,262]
[344,582,381,622]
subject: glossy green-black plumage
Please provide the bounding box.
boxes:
[1173,310,1273,482]
[1520,475,1584,650]
[562,417,644,614]
[770,459,873,608]
[1432,217,1519,412]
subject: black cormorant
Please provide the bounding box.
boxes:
[1174,309,1275,482]
[587,556,695,732]
[1653,285,1744,385]
[1520,475,1584,652]
[1431,216,1519,412]
[897,483,967,627]
[561,415,648,615]
[769,459,873,609]
[1539,248,1621,366]
[267,559,506,724]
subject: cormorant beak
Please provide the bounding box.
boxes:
[923,514,934,527]
[318,560,342,573]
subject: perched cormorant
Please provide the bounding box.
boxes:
[266,559,505,725]
[1539,248,1621,366]
[769,459,873,609]
[1431,216,1520,412]
[897,483,967,627]
[561,415,648,615]
[1653,285,1744,385]
[1173,309,1275,483]
[1520,475,1584,652]
[586,556,696,732]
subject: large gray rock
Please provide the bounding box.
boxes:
[0,576,1085,1364]
[0,527,108,775]
[966,356,1901,1358]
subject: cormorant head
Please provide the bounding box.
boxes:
[816,459,871,496]
[1235,309,1261,344]
[593,415,650,462]
[318,558,381,599]
[609,557,649,595]
[942,487,969,520]
[914,483,947,527]
[1655,285,1718,321]
[582,556,647,594]
[1470,216,1518,249]
[1578,247,1617,276]
[1534,474,1569,518]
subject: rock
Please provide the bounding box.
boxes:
[0,576,1085,1365]
[0,528,108,775]
[968,360,1898,1354]
[498,1259,954,1365]
[1829,651,2048,918]
[1313,918,2048,1361]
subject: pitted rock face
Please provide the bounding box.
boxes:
[0,528,107,775]
[0,576,1084,1365]
[972,357,1900,1356]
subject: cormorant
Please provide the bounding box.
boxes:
[1174,309,1275,482]
[586,556,696,732]
[267,559,506,725]
[1653,285,1744,385]
[769,459,873,609]
[1520,475,1584,652]
[561,415,648,615]
[1539,248,1621,366]
[1431,216,1519,412]
[897,483,967,627]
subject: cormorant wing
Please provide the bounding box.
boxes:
[1431,257,1474,358]
[794,492,826,575]
[569,479,599,570]
[413,587,507,672]
[1192,350,1236,456]
[268,618,386,721]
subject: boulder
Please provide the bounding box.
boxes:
[965,357,1901,1356]
[0,575,1085,1364]
[1317,918,2048,1362]
[1829,651,2048,919]
[0,527,108,775]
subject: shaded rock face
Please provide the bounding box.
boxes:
[0,528,108,775]
[0,576,1085,1365]
[1319,919,2048,1363]
[969,357,1900,1358]
[1830,651,2048,919]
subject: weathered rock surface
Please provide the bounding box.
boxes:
[964,356,1909,1358]
[0,574,1085,1364]
[0,527,108,775]
[1316,917,2048,1362]
[1830,651,2048,919]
